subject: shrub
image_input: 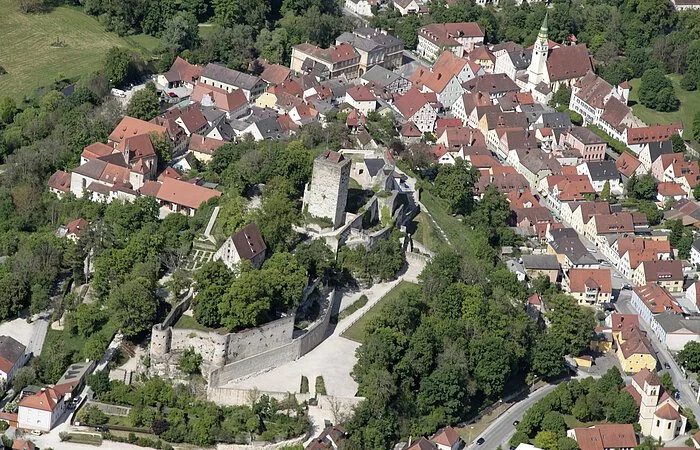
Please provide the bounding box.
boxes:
[178,347,203,375]
[0,66,6,75]
[315,376,327,395]
[77,405,108,426]
[300,376,309,394]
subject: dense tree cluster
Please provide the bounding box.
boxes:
[344,245,593,448]
[192,252,307,331]
[89,374,308,445]
[338,233,406,283]
[79,0,350,73]
[511,368,638,448]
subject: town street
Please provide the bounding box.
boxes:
[466,384,558,449]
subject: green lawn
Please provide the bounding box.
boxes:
[419,189,473,255]
[341,281,419,343]
[42,319,118,357]
[628,74,699,142]
[173,313,227,334]
[0,1,159,101]
[408,211,446,253]
[64,432,102,446]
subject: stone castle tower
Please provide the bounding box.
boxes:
[527,12,549,87]
[303,150,351,228]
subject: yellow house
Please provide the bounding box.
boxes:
[611,313,656,373]
[590,326,613,352]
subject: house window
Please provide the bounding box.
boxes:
[657,420,660,427]
[668,422,672,429]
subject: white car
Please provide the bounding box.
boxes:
[110,88,127,98]
[587,247,596,253]
[613,273,621,278]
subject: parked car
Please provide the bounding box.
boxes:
[476,438,485,445]
[167,92,178,98]
[513,420,520,426]
[95,425,109,432]
[31,430,42,436]
[622,284,632,290]
[110,88,126,98]
[613,273,621,278]
[664,362,671,369]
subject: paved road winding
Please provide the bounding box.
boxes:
[467,384,558,449]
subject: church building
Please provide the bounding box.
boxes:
[623,369,687,442]
[518,13,594,103]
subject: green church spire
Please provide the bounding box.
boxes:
[538,11,549,40]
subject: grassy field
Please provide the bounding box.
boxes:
[341,281,419,343]
[408,212,446,253]
[173,313,227,334]
[629,74,699,141]
[0,1,159,101]
[419,189,473,255]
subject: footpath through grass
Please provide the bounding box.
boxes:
[629,75,700,141]
[0,1,159,101]
[419,189,473,255]
[341,281,419,343]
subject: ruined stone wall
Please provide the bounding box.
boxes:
[208,290,337,387]
[226,315,295,361]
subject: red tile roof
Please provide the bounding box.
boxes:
[162,57,203,84]
[430,426,460,447]
[572,424,637,450]
[658,182,687,197]
[615,152,641,178]
[346,85,376,102]
[400,121,422,137]
[260,63,292,85]
[191,83,248,113]
[547,44,592,81]
[82,142,114,161]
[108,116,166,144]
[656,403,682,420]
[12,439,35,450]
[394,88,432,119]
[48,170,71,193]
[633,284,682,314]
[66,218,88,236]
[418,22,484,47]
[568,268,612,294]
[626,124,683,145]
[19,388,61,412]
[156,178,222,210]
[189,134,226,156]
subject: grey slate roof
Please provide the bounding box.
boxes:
[568,126,605,145]
[364,158,385,177]
[549,235,598,266]
[646,140,673,163]
[336,32,381,52]
[539,112,572,129]
[655,311,700,334]
[202,63,261,91]
[0,335,25,369]
[585,160,620,181]
[253,117,284,140]
[507,49,532,70]
[362,65,402,87]
[521,254,560,270]
[354,27,403,47]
